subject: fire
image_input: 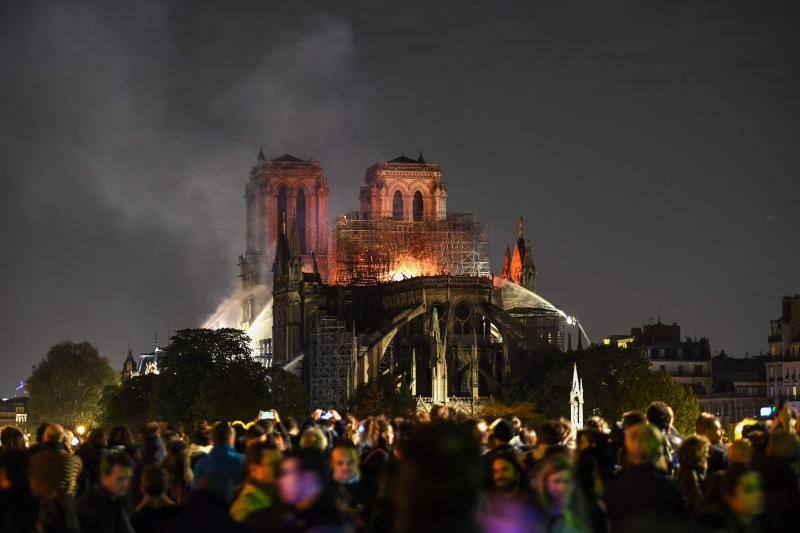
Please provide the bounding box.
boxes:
[387,255,439,281]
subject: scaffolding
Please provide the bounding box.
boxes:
[308,316,356,411]
[331,213,490,286]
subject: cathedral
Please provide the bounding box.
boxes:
[238,150,571,411]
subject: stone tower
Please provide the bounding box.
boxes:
[242,151,330,329]
[359,153,447,222]
[570,363,584,433]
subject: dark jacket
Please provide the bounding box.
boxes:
[251,492,348,533]
[76,485,135,533]
[707,442,729,476]
[155,489,249,533]
[604,463,686,532]
[130,505,180,533]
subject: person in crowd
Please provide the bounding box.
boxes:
[524,419,567,474]
[166,421,186,443]
[531,453,599,532]
[1,426,26,451]
[604,422,685,531]
[232,423,248,454]
[137,422,166,466]
[28,422,50,455]
[130,421,165,509]
[675,434,710,516]
[193,421,245,489]
[130,465,179,533]
[29,423,83,499]
[299,427,328,453]
[575,428,614,484]
[330,440,374,531]
[283,417,301,450]
[229,441,282,523]
[157,472,249,533]
[395,422,481,533]
[483,418,516,487]
[107,426,137,457]
[245,424,266,448]
[489,450,527,497]
[699,465,765,532]
[585,416,609,434]
[0,448,37,532]
[518,426,537,454]
[759,428,800,533]
[273,447,349,532]
[696,412,728,475]
[646,401,682,473]
[359,416,393,487]
[189,425,213,469]
[162,440,193,506]
[77,427,107,494]
[76,450,135,533]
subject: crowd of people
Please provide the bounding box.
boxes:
[1,401,799,532]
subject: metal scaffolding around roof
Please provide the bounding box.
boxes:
[331,213,490,286]
[307,315,356,411]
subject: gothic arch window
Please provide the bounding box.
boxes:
[277,186,288,232]
[454,302,471,335]
[392,190,404,220]
[413,190,424,221]
[296,187,307,253]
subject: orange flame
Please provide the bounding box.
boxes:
[386,254,439,281]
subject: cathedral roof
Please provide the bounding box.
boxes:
[273,154,304,163]
[387,155,420,164]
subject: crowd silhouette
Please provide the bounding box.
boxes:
[1,402,798,532]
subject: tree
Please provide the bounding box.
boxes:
[478,399,544,427]
[520,345,652,424]
[622,370,700,435]
[264,367,310,422]
[352,373,416,418]
[194,357,271,423]
[149,328,255,424]
[99,374,157,429]
[27,341,119,428]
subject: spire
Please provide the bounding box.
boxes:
[417,150,426,163]
[572,363,579,389]
[517,216,524,239]
[257,146,266,164]
[570,363,584,432]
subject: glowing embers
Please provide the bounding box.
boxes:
[387,254,440,282]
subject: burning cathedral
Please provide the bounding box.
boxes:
[227,150,587,411]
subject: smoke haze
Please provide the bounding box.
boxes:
[1,1,798,394]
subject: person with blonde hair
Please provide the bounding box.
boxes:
[299,427,328,452]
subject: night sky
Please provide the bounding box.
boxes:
[1,1,798,395]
